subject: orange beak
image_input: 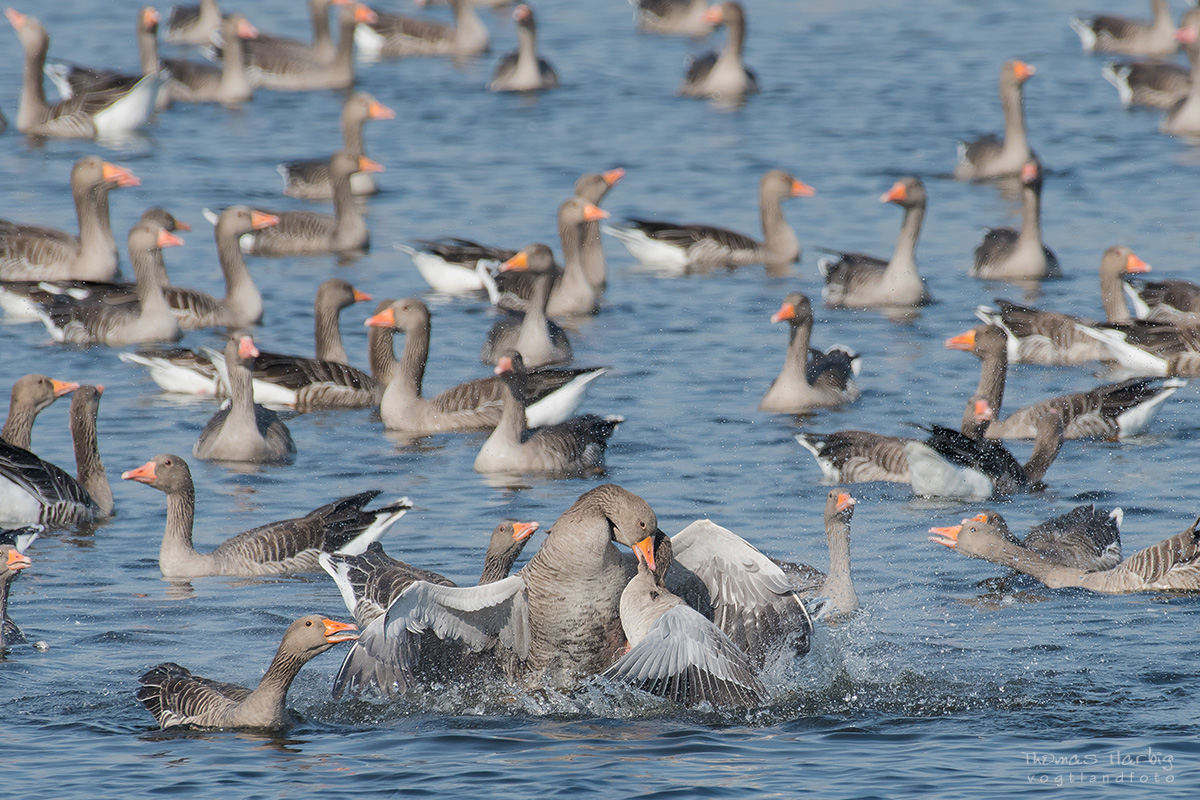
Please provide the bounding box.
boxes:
[368,100,395,120]
[6,549,31,571]
[928,524,961,547]
[836,492,856,512]
[51,378,80,397]
[156,229,184,249]
[969,512,989,523]
[514,4,531,22]
[142,7,159,27]
[633,536,657,571]
[364,307,395,328]
[1177,25,1199,44]
[354,4,378,24]
[495,356,513,375]
[880,182,907,204]
[974,399,994,422]
[501,251,529,272]
[250,210,279,230]
[102,162,140,188]
[1125,253,1151,274]
[770,302,796,323]
[1013,61,1035,81]
[702,5,723,24]
[5,8,27,29]
[1020,162,1039,183]
[322,619,359,643]
[790,178,816,198]
[603,168,625,185]
[121,460,157,483]
[352,288,373,303]
[945,329,977,351]
[237,18,259,39]
[512,521,539,541]
[356,156,384,174]
[238,337,259,359]
[582,203,609,222]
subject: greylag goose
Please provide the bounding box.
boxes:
[277,92,393,199]
[488,4,557,92]
[367,298,608,433]
[935,507,1123,573]
[971,160,1060,281]
[953,60,1036,181]
[320,520,537,696]
[1102,7,1200,107]
[1070,0,1178,57]
[819,177,930,308]
[632,0,716,37]
[123,454,410,578]
[1,526,37,651]
[678,1,758,100]
[1076,318,1200,376]
[136,615,358,730]
[792,490,860,618]
[0,156,138,282]
[44,7,160,104]
[193,335,296,464]
[242,2,374,91]
[243,152,379,256]
[474,352,621,476]
[1,375,79,450]
[0,385,114,528]
[974,245,1151,364]
[479,246,573,368]
[603,533,766,707]
[354,0,489,59]
[930,512,1200,594]
[605,169,813,272]
[1160,24,1200,135]
[1124,275,1200,321]
[166,0,222,44]
[34,221,183,346]
[575,169,624,292]
[6,8,162,139]
[161,13,258,105]
[795,430,912,484]
[759,292,860,413]
[904,398,1063,500]
[946,324,1184,439]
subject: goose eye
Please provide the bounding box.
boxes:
[305,620,313,627]
[639,521,646,529]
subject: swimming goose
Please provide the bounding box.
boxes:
[367,298,608,433]
[123,454,410,578]
[320,520,537,696]
[575,168,624,292]
[946,324,1184,439]
[1101,9,1200,108]
[193,335,296,464]
[242,2,374,91]
[759,292,861,413]
[1,375,79,450]
[0,526,38,651]
[975,245,1151,364]
[6,8,162,139]
[44,7,160,104]
[1160,23,1200,135]
[488,4,557,91]
[953,60,1036,181]
[632,0,716,37]
[0,156,138,282]
[0,385,114,528]
[136,615,358,730]
[678,1,758,100]
[166,0,222,44]
[820,177,930,308]
[243,152,379,256]
[1070,0,1178,57]
[238,0,348,72]
[971,160,1060,281]
[796,490,860,618]
[355,0,489,59]
[1124,275,1200,321]
[475,352,621,476]
[603,532,766,707]
[930,512,1200,594]
[605,170,813,272]
[479,245,574,368]
[937,507,1123,573]
[904,398,1063,500]
[161,13,258,104]
[795,430,912,484]
[277,92,394,199]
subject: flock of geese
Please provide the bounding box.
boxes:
[4,0,1200,732]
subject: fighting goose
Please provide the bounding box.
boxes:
[137,614,358,730]
[488,4,557,91]
[632,0,716,37]
[193,335,296,465]
[930,512,1200,594]
[935,507,1123,574]
[320,520,538,697]
[975,245,1152,364]
[1160,23,1200,135]
[946,324,1184,440]
[0,386,114,528]
[1,526,38,651]
[904,398,1063,500]
[474,352,621,476]
[971,160,1060,281]
[953,60,1036,181]
[1,375,79,451]
[0,156,139,282]
[122,454,410,578]
[34,221,183,346]
[242,2,375,91]
[6,8,162,139]
[605,170,813,272]
[242,152,380,256]
[790,490,860,618]
[759,292,861,413]
[166,0,222,44]
[354,0,489,59]
[367,298,608,433]
[678,1,758,100]
[1070,0,1178,57]
[278,92,394,199]
[479,245,574,368]
[819,177,930,308]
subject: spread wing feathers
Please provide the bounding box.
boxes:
[625,218,760,254]
[921,425,1026,491]
[668,520,814,662]
[1024,505,1122,571]
[603,605,766,707]
[331,631,412,698]
[0,441,95,523]
[410,238,517,265]
[136,662,249,728]
[1123,517,1200,586]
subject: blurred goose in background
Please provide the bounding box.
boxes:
[759,292,860,413]
[166,0,222,44]
[1,375,79,451]
[241,2,375,91]
[937,507,1123,574]
[43,7,160,104]
[954,60,1036,180]
[971,160,1059,281]
[678,1,757,100]
[1101,8,1200,107]
[161,13,258,104]
[1160,22,1200,135]
[354,0,489,59]
[278,92,394,199]
[0,526,38,651]
[1070,0,1178,57]
[488,4,557,91]
[795,430,913,485]
[632,0,716,37]
[480,246,573,368]
[240,0,349,67]
[1124,273,1200,321]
